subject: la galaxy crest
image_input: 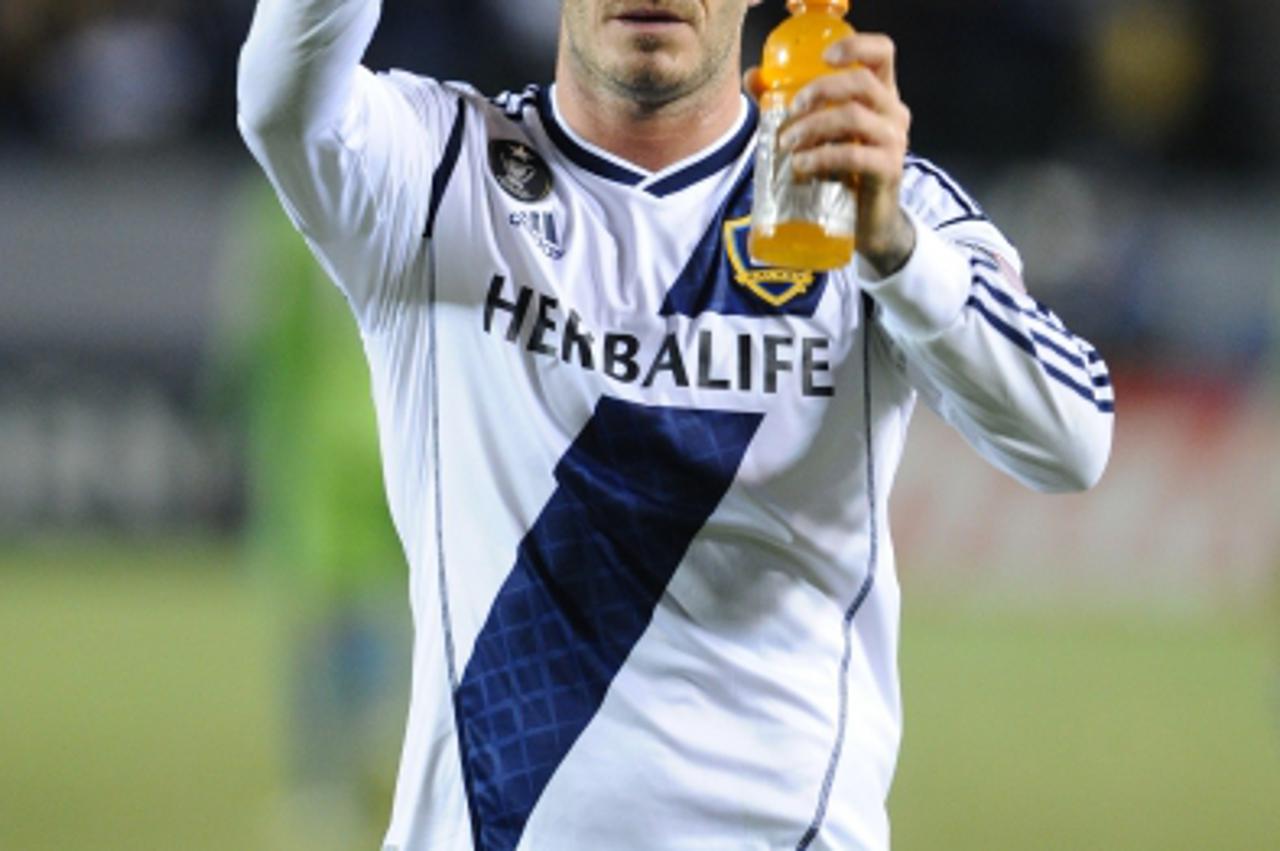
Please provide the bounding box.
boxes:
[722,216,817,308]
[489,140,553,202]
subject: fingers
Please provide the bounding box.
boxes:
[777,33,909,185]
[780,101,903,155]
[752,34,899,112]
[791,142,899,185]
[770,32,915,270]
[783,80,910,186]
[791,64,896,119]
[823,32,897,91]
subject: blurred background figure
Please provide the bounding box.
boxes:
[209,180,410,850]
[1,2,1278,850]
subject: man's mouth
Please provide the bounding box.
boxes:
[613,7,689,27]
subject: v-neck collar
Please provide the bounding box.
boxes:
[536,84,757,199]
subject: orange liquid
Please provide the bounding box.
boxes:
[758,3,855,97]
[750,2,857,271]
[749,221,855,271]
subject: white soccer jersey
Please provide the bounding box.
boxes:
[238,3,1114,850]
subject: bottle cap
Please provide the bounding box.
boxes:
[787,0,850,12]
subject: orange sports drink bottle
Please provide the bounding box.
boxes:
[749,0,857,271]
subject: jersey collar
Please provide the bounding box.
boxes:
[537,84,757,198]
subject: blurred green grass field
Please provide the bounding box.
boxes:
[2,541,1278,850]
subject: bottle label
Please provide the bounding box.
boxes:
[751,93,857,238]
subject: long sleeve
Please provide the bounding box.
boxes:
[237,0,378,138]
[860,203,1115,494]
[237,0,459,327]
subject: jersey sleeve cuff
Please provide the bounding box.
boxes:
[856,209,971,340]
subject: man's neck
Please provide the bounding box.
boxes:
[552,69,745,174]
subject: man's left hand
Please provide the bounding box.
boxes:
[746,33,915,277]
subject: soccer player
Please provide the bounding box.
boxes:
[237,1,1115,849]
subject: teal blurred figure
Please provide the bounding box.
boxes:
[209,178,409,849]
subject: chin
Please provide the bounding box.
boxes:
[611,56,693,102]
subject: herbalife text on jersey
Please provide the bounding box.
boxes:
[484,275,837,399]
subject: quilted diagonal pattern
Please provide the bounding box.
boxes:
[455,396,763,851]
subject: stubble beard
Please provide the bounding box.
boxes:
[569,34,733,113]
